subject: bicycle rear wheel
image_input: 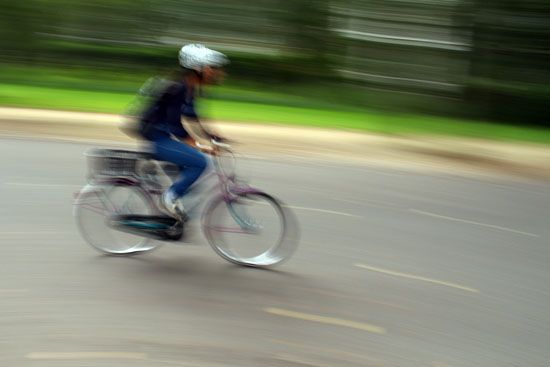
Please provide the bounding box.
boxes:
[74,183,161,254]
[202,190,299,267]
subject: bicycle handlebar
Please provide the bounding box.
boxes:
[195,139,232,152]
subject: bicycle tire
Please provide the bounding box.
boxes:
[74,182,162,255]
[202,190,299,267]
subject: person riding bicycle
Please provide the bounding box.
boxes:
[140,43,229,219]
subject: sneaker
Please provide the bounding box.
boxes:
[162,190,188,221]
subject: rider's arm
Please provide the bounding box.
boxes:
[181,95,224,141]
[184,115,223,141]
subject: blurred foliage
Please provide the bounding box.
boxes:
[464,0,550,124]
[0,0,548,126]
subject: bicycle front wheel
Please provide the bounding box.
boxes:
[202,191,299,267]
[74,182,161,255]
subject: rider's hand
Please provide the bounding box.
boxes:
[195,142,219,156]
[182,136,196,146]
[207,146,221,156]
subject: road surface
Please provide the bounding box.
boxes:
[1,137,549,367]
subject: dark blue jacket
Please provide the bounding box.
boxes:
[143,81,197,141]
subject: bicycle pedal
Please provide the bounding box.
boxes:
[109,214,184,241]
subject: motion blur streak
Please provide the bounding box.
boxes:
[1,1,550,367]
[1,0,549,125]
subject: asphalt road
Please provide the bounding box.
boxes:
[1,137,549,367]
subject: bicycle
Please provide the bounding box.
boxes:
[73,139,300,268]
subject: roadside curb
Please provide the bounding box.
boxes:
[1,107,549,180]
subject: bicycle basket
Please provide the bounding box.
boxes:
[85,149,153,178]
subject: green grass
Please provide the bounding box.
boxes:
[1,82,550,145]
[0,83,132,113]
[205,100,550,144]
[0,64,360,110]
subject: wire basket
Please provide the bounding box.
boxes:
[85,149,152,179]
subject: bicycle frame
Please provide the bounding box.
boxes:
[73,141,299,266]
[75,143,247,218]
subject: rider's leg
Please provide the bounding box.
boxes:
[152,137,207,215]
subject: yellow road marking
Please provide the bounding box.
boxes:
[271,339,381,364]
[26,352,147,360]
[355,263,480,293]
[409,208,538,238]
[264,307,385,334]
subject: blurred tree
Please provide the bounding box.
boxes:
[275,0,338,75]
[58,0,163,42]
[0,0,548,125]
[465,0,550,124]
[0,0,51,61]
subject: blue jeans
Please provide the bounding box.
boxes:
[151,137,207,198]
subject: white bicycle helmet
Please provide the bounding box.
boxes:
[178,44,229,72]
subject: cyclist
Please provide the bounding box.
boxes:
[140,43,229,219]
